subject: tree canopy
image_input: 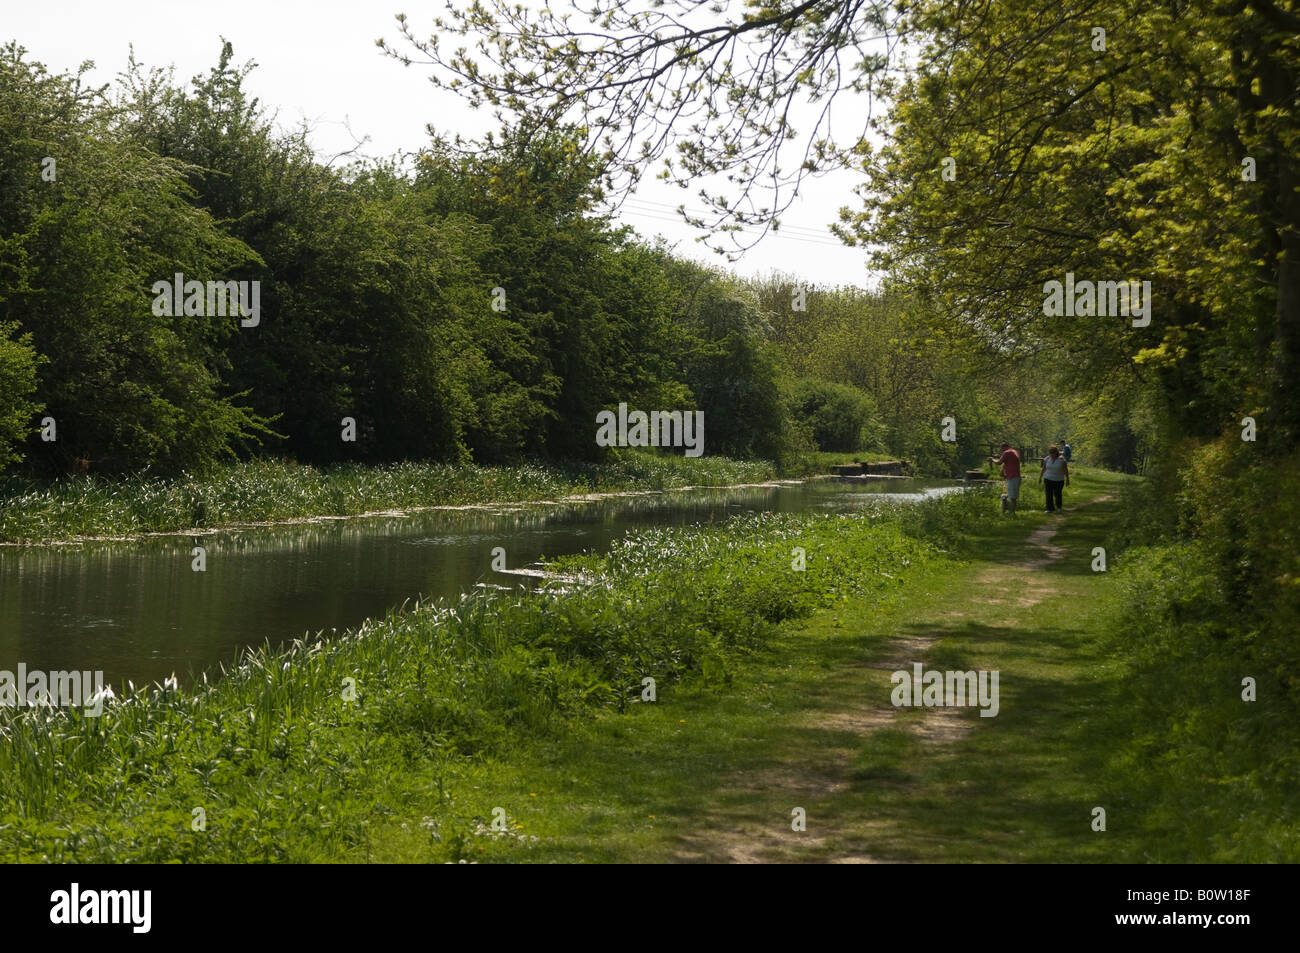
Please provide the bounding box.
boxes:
[389,1,1299,442]
[381,1,910,253]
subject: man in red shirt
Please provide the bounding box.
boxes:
[991,443,1022,514]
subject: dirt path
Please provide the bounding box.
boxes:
[674,507,1083,864]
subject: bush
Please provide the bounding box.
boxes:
[1175,438,1300,698]
[0,321,40,472]
[1106,540,1300,860]
[786,377,880,452]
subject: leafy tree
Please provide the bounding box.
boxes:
[392,0,1298,449]
[0,321,40,471]
[383,1,913,256]
[666,261,789,458]
[845,0,1299,442]
[415,127,699,460]
[786,376,878,452]
[0,43,273,474]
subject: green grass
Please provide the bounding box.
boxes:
[0,479,964,861]
[0,450,782,544]
[4,465,1292,862]
[409,469,1132,863]
[364,466,1298,864]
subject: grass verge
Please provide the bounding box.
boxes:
[0,450,782,544]
[0,476,978,860]
[6,466,1290,862]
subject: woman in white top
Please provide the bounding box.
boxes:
[1039,446,1070,512]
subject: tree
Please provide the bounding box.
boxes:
[382,1,911,256]
[0,321,40,472]
[786,376,878,451]
[666,260,790,458]
[0,43,273,474]
[842,0,1299,441]
[390,1,1300,442]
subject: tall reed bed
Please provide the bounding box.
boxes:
[0,452,778,543]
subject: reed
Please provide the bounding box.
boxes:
[0,451,778,544]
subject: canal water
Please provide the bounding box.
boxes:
[0,478,967,688]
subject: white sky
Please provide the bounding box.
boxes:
[7,0,878,288]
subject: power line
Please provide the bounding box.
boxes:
[624,218,848,250]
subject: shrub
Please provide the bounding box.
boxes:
[786,377,880,452]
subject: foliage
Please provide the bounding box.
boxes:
[1108,536,1300,860]
[848,0,1298,449]
[0,488,959,861]
[0,321,39,471]
[0,43,807,476]
[0,450,776,543]
[785,376,879,453]
[383,1,910,255]
[0,43,275,475]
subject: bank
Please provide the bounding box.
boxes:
[1,468,988,860]
[0,450,889,545]
[367,466,1296,864]
[7,465,1289,862]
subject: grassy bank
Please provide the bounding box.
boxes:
[386,470,1140,863]
[1102,544,1300,860]
[0,451,787,544]
[7,466,1284,862]
[0,480,988,861]
[393,467,1297,863]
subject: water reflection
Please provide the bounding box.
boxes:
[0,478,963,687]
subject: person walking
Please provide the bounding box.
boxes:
[1039,445,1069,512]
[1062,441,1073,463]
[990,442,1022,514]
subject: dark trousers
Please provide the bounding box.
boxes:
[1044,479,1064,511]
